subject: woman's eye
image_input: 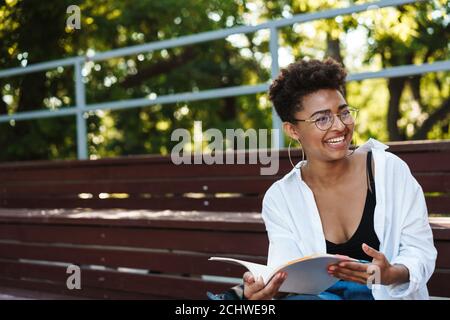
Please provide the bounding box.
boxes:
[317,116,329,123]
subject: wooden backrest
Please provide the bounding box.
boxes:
[426,218,450,298]
[0,140,449,214]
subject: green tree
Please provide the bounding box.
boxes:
[0,0,448,162]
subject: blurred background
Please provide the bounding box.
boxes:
[0,0,449,162]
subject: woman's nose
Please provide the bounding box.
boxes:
[330,113,346,130]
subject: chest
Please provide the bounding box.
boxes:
[310,175,369,244]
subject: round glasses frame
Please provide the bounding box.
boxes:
[292,107,359,131]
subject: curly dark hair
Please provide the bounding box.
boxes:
[268,58,347,122]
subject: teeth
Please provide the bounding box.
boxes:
[326,136,345,144]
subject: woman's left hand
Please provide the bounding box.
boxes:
[328,243,409,286]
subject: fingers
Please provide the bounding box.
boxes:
[332,265,368,280]
[243,272,262,299]
[251,272,287,300]
[362,243,383,260]
[329,265,369,285]
[244,272,287,300]
[243,271,255,284]
[248,276,270,300]
[264,272,287,297]
[337,262,369,272]
[333,271,367,285]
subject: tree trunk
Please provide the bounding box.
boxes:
[218,49,236,121]
[412,98,450,140]
[326,33,344,66]
[326,32,346,98]
[387,77,407,141]
[17,73,47,111]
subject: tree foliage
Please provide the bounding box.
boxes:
[0,0,448,161]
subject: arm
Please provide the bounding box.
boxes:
[243,185,303,300]
[386,174,437,298]
[331,156,436,298]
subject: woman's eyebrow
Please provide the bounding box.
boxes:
[309,103,348,117]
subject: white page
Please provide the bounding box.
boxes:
[208,257,274,283]
[275,255,342,295]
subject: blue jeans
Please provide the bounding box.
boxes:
[281,280,374,300]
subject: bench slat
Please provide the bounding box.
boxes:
[428,271,450,298]
[0,224,268,256]
[0,242,264,277]
[0,177,274,195]
[0,260,233,299]
[434,241,450,269]
[0,196,264,212]
[0,278,169,299]
[1,195,447,213]
[0,149,448,182]
[1,173,448,196]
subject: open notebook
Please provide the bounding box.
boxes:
[209,254,356,295]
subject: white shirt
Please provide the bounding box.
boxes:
[262,138,437,300]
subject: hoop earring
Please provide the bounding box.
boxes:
[288,139,305,169]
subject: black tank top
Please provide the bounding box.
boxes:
[326,151,380,261]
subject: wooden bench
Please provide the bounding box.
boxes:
[0,140,448,299]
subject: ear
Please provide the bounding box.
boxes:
[283,122,300,141]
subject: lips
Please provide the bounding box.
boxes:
[325,135,345,144]
[323,133,348,149]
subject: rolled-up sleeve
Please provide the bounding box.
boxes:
[387,160,437,299]
[261,185,303,269]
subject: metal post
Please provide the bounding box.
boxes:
[74,59,88,160]
[270,26,284,149]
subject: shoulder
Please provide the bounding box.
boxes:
[351,149,369,168]
[355,142,415,184]
[262,178,286,206]
[262,169,298,207]
[373,149,418,190]
[358,138,410,172]
[379,150,411,172]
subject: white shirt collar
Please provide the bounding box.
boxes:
[289,138,389,182]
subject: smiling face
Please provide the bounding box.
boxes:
[284,88,354,162]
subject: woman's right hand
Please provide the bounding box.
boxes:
[243,271,287,300]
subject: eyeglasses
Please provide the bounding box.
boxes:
[292,107,359,131]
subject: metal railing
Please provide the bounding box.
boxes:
[0,0,449,159]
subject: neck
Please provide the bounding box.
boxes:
[301,156,351,188]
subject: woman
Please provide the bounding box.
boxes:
[210,58,436,300]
